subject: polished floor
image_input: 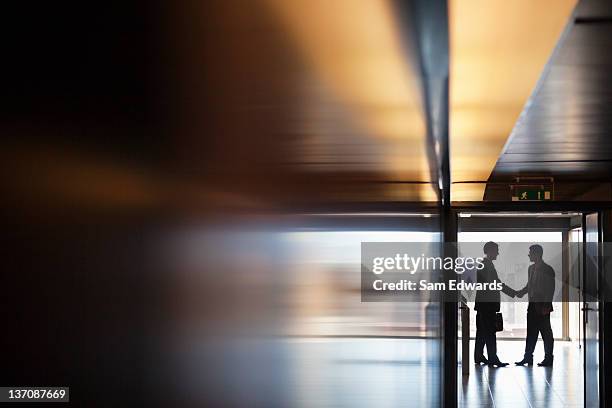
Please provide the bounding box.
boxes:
[459,340,584,408]
[285,338,441,407]
[192,337,583,407]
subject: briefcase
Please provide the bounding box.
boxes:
[495,313,503,332]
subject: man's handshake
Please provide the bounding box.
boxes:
[515,287,527,298]
[503,285,517,298]
[502,285,527,298]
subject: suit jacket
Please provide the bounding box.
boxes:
[474,258,513,313]
[519,261,555,314]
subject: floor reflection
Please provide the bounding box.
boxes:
[459,340,583,407]
[286,338,441,407]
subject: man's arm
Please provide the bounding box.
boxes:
[517,264,534,298]
[544,264,556,301]
[489,262,515,297]
[516,267,530,298]
[501,283,516,297]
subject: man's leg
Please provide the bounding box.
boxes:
[523,310,539,361]
[483,313,497,362]
[539,313,554,361]
[474,312,486,359]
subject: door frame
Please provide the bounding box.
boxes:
[583,211,601,408]
[447,203,610,408]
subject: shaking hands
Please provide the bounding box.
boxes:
[503,285,527,298]
[503,285,516,298]
[515,288,527,298]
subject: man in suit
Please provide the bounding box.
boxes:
[515,244,556,367]
[474,241,516,367]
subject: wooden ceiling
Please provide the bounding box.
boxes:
[485,0,612,201]
[449,0,577,201]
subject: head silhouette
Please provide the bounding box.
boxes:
[483,241,499,261]
[528,244,543,263]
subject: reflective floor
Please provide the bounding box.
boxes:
[172,337,582,407]
[459,340,584,408]
[173,337,442,407]
[285,338,441,407]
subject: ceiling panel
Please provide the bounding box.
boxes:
[449,0,577,201]
[488,0,612,190]
[168,0,439,204]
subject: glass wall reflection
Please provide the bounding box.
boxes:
[155,214,444,407]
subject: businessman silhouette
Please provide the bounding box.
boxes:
[474,241,516,367]
[515,244,556,367]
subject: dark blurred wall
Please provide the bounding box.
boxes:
[1,1,439,406]
[0,2,327,406]
[1,1,170,406]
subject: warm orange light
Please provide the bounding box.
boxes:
[450,0,576,201]
[265,0,435,199]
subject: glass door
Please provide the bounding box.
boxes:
[583,212,600,408]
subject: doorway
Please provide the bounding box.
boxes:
[455,211,601,408]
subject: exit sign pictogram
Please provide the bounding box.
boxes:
[511,186,553,201]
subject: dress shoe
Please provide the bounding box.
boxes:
[488,360,509,367]
[538,358,553,367]
[474,356,489,365]
[515,358,533,366]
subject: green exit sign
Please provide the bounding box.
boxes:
[511,186,553,201]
